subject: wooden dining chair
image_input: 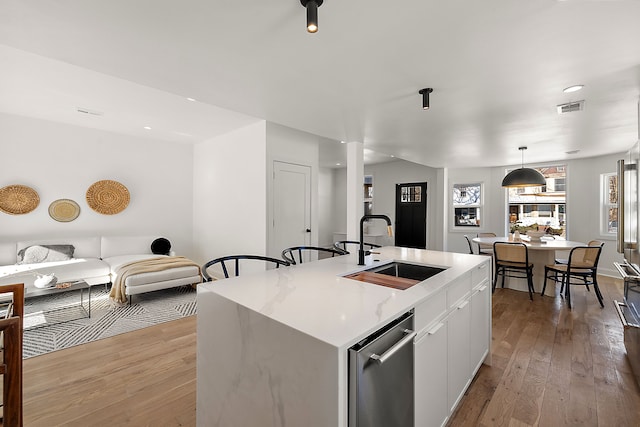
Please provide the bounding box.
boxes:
[463,235,475,254]
[493,242,535,300]
[202,255,290,281]
[543,244,604,309]
[554,239,603,265]
[477,232,496,255]
[333,240,380,255]
[281,246,345,265]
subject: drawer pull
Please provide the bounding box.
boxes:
[457,300,469,310]
[479,285,487,292]
[427,322,444,335]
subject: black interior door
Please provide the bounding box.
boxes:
[395,182,427,249]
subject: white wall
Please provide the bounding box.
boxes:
[445,167,505,254]
[0,112,195,257]
[318,168,335,247]
[447,153,625,277]
[266,122,328,258]
[193,121,267,266]
[564,153,624,277]
[331,159,442,250]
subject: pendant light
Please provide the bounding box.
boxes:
[501,147,547,188]
[300,0,323,33]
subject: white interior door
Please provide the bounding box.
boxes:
[273,161,311,259]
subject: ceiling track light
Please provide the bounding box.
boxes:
[300,0,323,33]
[501,146,547,188]
[418,88,433,110]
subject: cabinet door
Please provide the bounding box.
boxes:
[415,321,448,427]
[447,299,471,413]
[470,282,490,376]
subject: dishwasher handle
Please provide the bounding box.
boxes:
[369,329,417,364]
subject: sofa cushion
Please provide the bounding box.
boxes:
[0,258,110,288]
[151,237,171,255]
[101,236,157,259]
[18,244,75,264]
[17,237,101,259]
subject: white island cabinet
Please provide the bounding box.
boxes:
[197,247,491,427]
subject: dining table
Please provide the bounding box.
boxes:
[472,235,585,296]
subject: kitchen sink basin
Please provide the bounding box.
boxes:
[365,261,447,281]
[345,261,448,290]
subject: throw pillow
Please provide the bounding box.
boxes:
[151,238,171,255]
[17,244,75,264]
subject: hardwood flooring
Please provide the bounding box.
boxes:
[21,316,197,426]
[18,275,640,426]
[448,275,640,427]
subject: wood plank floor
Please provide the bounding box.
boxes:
[19,275,640,426]
[448,275,640,427]
[21,316,197,426]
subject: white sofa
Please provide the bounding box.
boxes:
[0,236,201,298]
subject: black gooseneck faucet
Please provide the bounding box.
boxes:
[358,214,393,265]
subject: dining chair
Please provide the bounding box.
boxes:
[333,240,380,255]
[477,232,496,255]
[543,244,604,308]
[554,239,603,265]
[281,246,345,265]
[202,255,290,281]
[492,242,535,300]
[463,235,475,254]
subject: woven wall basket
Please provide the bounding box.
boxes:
[86,180,130,215]
[0,184,40,215]
[49,199,81,222]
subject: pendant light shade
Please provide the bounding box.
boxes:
[501,147,547,188]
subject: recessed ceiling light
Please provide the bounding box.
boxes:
[187,97,196,102]
[563,85,584,93]
[340,141,346,144]
[390,155,395,158]
[143,126,151,130]
[336,163,341,166]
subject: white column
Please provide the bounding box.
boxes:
[346,142,364,241]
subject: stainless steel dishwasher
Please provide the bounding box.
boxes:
[348,311,415,427]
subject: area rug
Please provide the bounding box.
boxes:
[21,286,196,358]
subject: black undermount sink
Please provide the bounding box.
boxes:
[365,261,447,281]
[345,261,448,290]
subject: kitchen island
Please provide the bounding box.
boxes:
[197,246,491,427]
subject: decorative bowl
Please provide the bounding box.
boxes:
[526,230,546,242]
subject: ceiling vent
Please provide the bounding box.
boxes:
[76,107,103,116]
[557,100,584,115]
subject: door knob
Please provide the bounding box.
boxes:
[306,229,311,232]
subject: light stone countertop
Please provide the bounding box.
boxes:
[198,246,488,349]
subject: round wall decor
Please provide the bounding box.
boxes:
[0,184,40,215]
[86,180,130,215]
[49,199,81,222]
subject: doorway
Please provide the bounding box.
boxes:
[395,182,427,249]
[272,161,312,258]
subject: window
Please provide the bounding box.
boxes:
[507,165,566,236]
[364,175,373,217]
[453,183,482,227]
[601,172,618,235]
[400,185,422,203]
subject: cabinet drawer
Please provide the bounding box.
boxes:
[414,290,447,333]
[447,272,471,309]
[472,261,490,288]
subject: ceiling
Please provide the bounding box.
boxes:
[1,0,639,169]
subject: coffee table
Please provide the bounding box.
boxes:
[25,280,92,326]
